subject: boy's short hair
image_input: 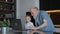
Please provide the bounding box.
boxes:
[26,15,31,19]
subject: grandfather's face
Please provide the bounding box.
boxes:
[30,8,37,16]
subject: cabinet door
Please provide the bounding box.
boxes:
[40,0,60,10]
[46,11,60,28]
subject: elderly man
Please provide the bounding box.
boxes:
[29,6,55,32]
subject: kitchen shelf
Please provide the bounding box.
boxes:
[0,9,14,12]
[0,0,16,27]
[0,17,15,19]
[0,1,4,3]
[0,1,14,5]
[46,10,60,28]
[54,25,60,28]
[46,10,60,13]
[4,2,14,5]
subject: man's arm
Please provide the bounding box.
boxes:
[29,18,47,30]
[37,18,47,29]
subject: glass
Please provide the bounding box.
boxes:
[12,0,14,2]
[5,0,12,2]
[12,6,14,10]
[5,0,8,2]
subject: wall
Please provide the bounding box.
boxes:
[16,0,21,19]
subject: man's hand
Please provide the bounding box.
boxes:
[29,26,39,31]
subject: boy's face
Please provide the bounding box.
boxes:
[26,16,31,22]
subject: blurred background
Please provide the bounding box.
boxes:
[0,0,60,34]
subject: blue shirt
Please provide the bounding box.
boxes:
[35,10,56,32]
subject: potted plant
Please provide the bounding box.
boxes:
[0,19,10,34]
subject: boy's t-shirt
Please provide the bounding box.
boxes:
[25,22,34,30]
[25,22,34,34]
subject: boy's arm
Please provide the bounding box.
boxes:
[29,26,38,30]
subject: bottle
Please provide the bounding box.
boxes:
[0,5,3,10]
[1,14,3,17]
[5,0,8,2]
[4,19,6,21]
[7,19,10,26]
